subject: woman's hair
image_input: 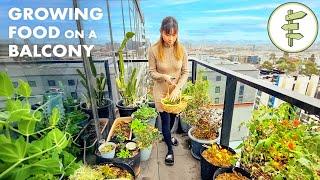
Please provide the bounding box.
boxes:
[155,16,184,61]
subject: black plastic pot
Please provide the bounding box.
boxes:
[96,140,141,176]
[64,103,80,113]
[116,100,138,117]
[76,113,90,128]
[147,101,155,108]
[98,162,135,179]
[200,145,236,180]
[213,167,251,179]
[80,98,113,119]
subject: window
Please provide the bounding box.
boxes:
[13,81,18,88]
[202,76,208,80]
[214,98,220,104]
[215,86,220,93]
[48,80,56,86]
[28,81,37,87]
[216,76,221,81]
[68,80,75,86]
[239,85,244,95]
[238,96,243,103]
[71,92,78,99]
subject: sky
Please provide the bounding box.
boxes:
[0,0,320,45]
[140,0,320,44]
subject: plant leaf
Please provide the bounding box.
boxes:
[49,108,60,126]
[16,80,31,97]
[0,137,26,163]
[47,129,68,151]
[0,72,14,97]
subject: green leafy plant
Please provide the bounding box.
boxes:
[115,32,138,107]
[238,103,320,179]
[132,105,157,122]
[181,75,211,126]
[0,72,81,179]
[131,119,161,149]
[76,56,106,108]
[116,149,132,159]
[100,144,115,153]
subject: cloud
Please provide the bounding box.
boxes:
[204,3,279,13]
[168,0,201,5]
[184,15,265,25]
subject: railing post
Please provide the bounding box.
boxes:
[220,76,237,146]
[104,60,116,123]
[191,60,197,83]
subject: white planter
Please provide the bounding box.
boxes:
[147,117,157,127]
[98,142,116,159]
[140,145,153,161]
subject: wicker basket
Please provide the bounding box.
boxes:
[160,98,188,114]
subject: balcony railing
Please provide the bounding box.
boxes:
[1,58,320,146]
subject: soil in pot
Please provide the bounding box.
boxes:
[200,144,236,180]
[116,100,138,117]
[110,121,131,143]
[213,167,251,180]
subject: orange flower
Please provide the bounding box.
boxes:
[281,120,289,127]
[293,119,300,127]
[288,141,295,150]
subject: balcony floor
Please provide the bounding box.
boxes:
[137,133,200,180]
[137,134,242,180]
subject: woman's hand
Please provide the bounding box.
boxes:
[163,74,176,85]
[169,88,181,102]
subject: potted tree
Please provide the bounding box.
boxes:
[77,56,113,119]
[188,106,222,160]
[115,32,139,117]
[239,103,320,179]
[130,119,161,161]
[132,105,158,126]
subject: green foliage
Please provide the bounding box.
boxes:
[239,103,320,179]
[116,149,132,159]
[130,119,161,149]
[300,60,319,76]
[0,72,81,179]
[116,32,138,107]
[77,56,107,108]
[181,76,211,125]
[132,105,157,122]
[261,61,273,70]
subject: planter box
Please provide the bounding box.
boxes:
[107,117,133,142]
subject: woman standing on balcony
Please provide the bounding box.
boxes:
[148,16,189,166]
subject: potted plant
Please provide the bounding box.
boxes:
[111,141,141,176]
[0,72,81,179]
[188,106,222,160]
[107,117,133,143]
[115,32,140,117]
[239,103,320,179]
[98,142,116,159]
[200,143,237,180]
[181,77,211,133]
[69,163,134,180]
[131,119,161,161]
[132,105,158,126]
[77,56,113,119]
[63,96,81,113]
[213,167,251,180]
